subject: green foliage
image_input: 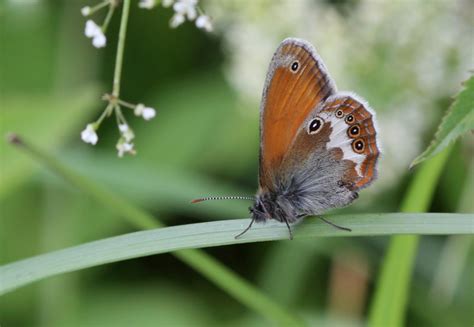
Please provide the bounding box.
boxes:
[368,148,452,326]
[2,2,473,326]
[0,87,99,197]
[411,75,474,168]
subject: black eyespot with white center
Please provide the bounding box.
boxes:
[348,124,360,137]
[290,61,299,73]
[335,110,344,118]
[345,114,354,124]
[308,117,323,134]
[352,138,365,153]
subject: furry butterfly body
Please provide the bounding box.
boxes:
[194,38,380,238]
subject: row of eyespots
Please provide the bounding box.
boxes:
[334,107,368,153]
[336,108,357,123]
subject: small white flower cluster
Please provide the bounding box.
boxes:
[84,20,106,48]
[139,0,213,32]
[81,0,116,48]
[81,97,156,158]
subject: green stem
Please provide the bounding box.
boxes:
[101,3,115,33]
[368,147,452,327]
[95,104,113,126]
[117,98,136,109]
[112,0,130,97]
[87,0,110,16]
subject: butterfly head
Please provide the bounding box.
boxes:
[250,187,303,224]
[249,195,272,223]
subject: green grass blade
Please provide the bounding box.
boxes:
[5,135,305,327]
[368,147,452,327]
[1,213,472,296]
[410,75,474,168]
[0,87,99,198]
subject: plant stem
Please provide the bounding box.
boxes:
[368,147,452,327]
[101,3,115,33]
[88,0,110,16]
[112,0,130,97]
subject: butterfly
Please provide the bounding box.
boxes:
[193,38,380,239]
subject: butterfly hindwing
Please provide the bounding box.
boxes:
[317,93,380,189]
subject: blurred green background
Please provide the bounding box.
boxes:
[1,0,473,326]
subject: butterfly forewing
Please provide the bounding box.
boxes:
[259,38,337,190]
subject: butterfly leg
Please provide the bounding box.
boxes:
[283,217,294,240]
[234,217,256,239]
[319,216,352,232]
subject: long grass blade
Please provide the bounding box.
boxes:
[1,213,472,296]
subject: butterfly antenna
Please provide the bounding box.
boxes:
[191,196,255,204]
[320,217,352,232]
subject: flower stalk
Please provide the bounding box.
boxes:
[112,0,130,98]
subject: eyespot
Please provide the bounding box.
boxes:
[290,61,299,73]
[308,117,323,134]
[335,110,344,118]
[352,138,365,153]
[345,114,354,124]
[347,124,360,137]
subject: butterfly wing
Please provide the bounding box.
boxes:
[317,93,380,190]
[259,38,337,190]
[274,93,380,218]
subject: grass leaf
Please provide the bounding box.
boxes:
[1,212,472,296]
[411,75,474,168]
[368,147,452,327]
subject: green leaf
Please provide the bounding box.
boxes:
[411,75,474,168]
[1,212,472,296]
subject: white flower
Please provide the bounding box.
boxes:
[142,108,156,120]
[134,103,156,120]
[92,33,106,48]
[85,20,100,37]
[116,141,135,157]
[173,0,197,20]
[84,20,106,48]
[138,0,156,9]
[196,15,212,32]
[81,124,98,145]
[119,124,135,142]
[170,13,185,28]
[81,6,91,16]
[162,0,174,7]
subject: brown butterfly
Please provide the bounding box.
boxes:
[193,38,380,239]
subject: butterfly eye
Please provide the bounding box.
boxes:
[352,138,365,153]
[348,124,360,137]
[290,61,299,73]
[308,117,323,134]
[345,114,354,124]
[335,110,344,118]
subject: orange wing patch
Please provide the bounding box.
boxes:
[260,39,336,189]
